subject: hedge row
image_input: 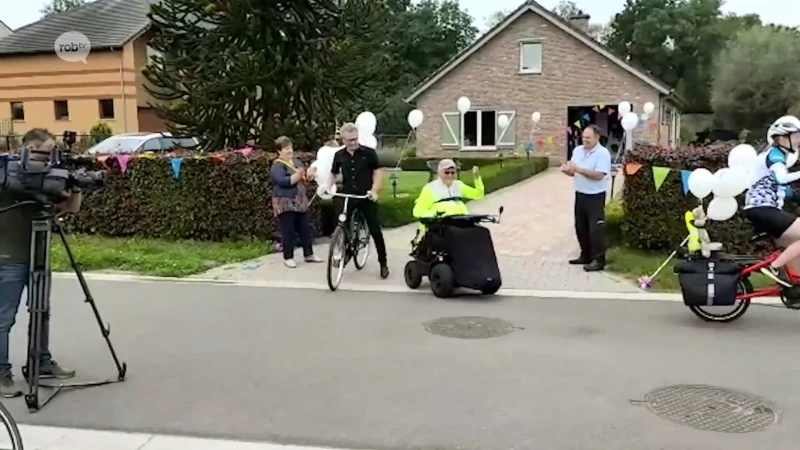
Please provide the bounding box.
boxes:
[622,141,786,255]
[397,156,524,172]
[64,152,549,241]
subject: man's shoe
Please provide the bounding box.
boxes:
[0,376,22,399]
[40,361,76,380]
[583,259,605,272]
[380,264,390,279]
[569,256,590,265]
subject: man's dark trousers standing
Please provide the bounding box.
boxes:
[573,192,606,266]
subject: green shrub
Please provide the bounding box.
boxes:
[605,198,624,246]
[378,156,549,228]
[622,142,777,255]
[89,122,113,145]
[63,151,323,241]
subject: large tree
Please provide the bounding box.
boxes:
[144,0,383,150]
[607,0,757,113]
[711,25,800,139]
[41,0,86,17]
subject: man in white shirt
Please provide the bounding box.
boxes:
[560,124,611,271]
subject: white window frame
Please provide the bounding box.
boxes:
[461,110,497,151]
[496,110,516,147]
[519,41,543,75]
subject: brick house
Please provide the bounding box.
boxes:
[405,0,685,162]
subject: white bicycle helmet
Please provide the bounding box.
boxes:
[767,115,800,147]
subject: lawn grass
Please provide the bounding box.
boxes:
[51,234,274,277]
[380,170,481,197]
[607,245,772,292]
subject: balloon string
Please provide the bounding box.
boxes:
[394,129,415,170]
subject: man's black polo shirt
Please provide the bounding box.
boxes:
[331,145,379,195]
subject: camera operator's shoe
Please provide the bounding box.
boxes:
[40,361,76,380]
[0,376,22,399]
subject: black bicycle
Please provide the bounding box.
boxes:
[0,401,23,449]
[327,192,372,291]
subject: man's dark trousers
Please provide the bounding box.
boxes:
[574,192,606,262]
[338,199,387,265]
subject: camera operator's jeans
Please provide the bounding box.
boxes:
[0,264,51,378]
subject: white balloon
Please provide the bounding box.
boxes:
[688,168,714,200]
[407,109,424,129]
[618,101,632,115]
[621,112,639,131]
[358,133,377,149]
[641,113,649,121]
[356,112,377,135]
[706,196,739,221]
[313,145,343,185]
[532,111,541,123]
[457,97,471,114]
[497,114,509,128]
[712,168,745,197]
[727,166,752,195]
[727,144,757,168]
[643,102,655,114]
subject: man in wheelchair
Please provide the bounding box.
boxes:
[411,159,484,254]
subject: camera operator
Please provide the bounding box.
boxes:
[0,128,81,398]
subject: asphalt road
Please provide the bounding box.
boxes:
[4,277,800,450]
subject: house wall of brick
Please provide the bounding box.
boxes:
[411,10,667,162]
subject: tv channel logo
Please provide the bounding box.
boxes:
[54,31,91,63]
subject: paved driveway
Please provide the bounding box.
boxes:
[3,278,798,450]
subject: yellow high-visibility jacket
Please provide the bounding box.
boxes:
[412,177,484,235]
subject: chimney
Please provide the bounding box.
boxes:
[569,12,590,33]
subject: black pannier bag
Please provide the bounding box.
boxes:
[674,259,742,306]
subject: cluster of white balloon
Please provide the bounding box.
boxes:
[617,101,655,153]
[683,144,759,221]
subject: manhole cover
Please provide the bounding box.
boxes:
[423,317,514,339]
[644,385,778,433]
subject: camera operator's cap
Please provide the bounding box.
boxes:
[437,159,457,172]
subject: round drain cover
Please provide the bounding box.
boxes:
[645,385,778,433]
[423,317,514,339]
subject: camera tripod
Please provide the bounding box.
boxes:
[9,203,128,412]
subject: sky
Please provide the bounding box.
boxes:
[1,0,798,31]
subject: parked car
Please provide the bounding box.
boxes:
[87,132,200,155]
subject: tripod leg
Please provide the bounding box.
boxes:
[24,219,51,412]
[54,222,127,380]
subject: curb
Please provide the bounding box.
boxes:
[51,272,785,304]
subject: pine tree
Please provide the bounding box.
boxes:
[143,0,383,150]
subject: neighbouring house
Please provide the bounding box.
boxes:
[0,0,168,138]
[405,0,685,162]
[0,20,12,39]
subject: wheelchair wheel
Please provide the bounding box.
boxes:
[430,263,455,298]
[352,212,370,271]
[0,400,23,450]
[404,261,423,289]
[688,277,752,323]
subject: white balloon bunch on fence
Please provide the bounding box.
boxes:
[685,144,757,221]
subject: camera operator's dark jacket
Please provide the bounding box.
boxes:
[0,192,34,265]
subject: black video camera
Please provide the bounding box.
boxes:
[0,131,107,204]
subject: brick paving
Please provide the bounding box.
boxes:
[200,169,636,292]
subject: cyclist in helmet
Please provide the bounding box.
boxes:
[743,115,800,285]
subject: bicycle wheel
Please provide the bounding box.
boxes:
[0,401,23,450]
[688,277,752,323]
[352,212,371,270]
[327,226,347,291]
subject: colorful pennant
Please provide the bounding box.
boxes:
[624,162,642,175]
[680,170,692,195]
[652,166,671,191]
[171,157,183,179]
[117,155,131,174]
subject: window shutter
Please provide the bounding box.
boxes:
[496,110,516,148]
[442,112,460,148]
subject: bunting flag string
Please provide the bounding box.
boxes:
[652,166,671,191]
[171,157,183,179]
[680,170,692,195]
[624,162,642,175]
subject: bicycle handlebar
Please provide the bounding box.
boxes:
[328,192,372,199]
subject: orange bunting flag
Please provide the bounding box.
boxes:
[625,162,643,175]
[97,155,109,168]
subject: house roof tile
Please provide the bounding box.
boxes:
[405,0,677,103]
[0,0,156,56]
